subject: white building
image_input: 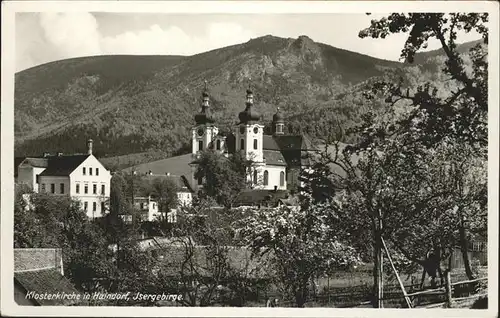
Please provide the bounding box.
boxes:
[134,196,163,222]
[16,139,111,219]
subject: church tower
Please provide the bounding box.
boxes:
[192,81,219,157]
[272,107,285,135]
[236,86,264,163]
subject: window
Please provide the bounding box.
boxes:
[83,167,86,175]
[263,171,269,186]
[41,184,46,192]
[253,170,258,184]
[50,183,55,194]
[89,168,93,176]
[93,184,97,194]
[76,183,80,194]
[84,201,88,211]
[93,202,97,212]
[96,168,99,176]
[60,183,65,194]
[101,184,105,195]
[277,124,283,133]
[280,171,285,187]
[216,140,221,150]
[153,203,157,209]
[198,140,203,152]
[84,184,88,194]
[197,176,203,185]
[240,139,245,150]
[253,139,258,150]
[101,202,105,213]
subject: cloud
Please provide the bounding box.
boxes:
[16,12,257,71]
[38,12,102,58]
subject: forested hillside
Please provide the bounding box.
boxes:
[14,35,484,168]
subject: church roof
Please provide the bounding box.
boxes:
[263,150,287,166]
[38,155,90,177]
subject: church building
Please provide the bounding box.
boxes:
[124,83,316,206]
[190,83,315,193]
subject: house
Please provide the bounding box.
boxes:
[133,196,162,222]
[14,248,83,306]
[124,83,317,207]
[15,139,112,219]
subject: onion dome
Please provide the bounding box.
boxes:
[273,107,285,123]
[238,87,261,124]
[194,82,215,125]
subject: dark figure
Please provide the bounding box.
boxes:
[418,249,444,289]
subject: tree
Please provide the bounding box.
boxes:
[359,13,488,148]
[14,186,114,293]
[237,203,360,307]
[163,200,248,306]
[194,150,254,207]
[356,13,488,284]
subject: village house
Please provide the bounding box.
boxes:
[15,139,112,219]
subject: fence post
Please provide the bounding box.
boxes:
[445,270,453,308]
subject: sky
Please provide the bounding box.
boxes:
[15,12,484,72]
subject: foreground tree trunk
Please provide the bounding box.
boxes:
[459,217,475,280]
[373,217,383,308]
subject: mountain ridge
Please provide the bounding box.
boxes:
[14,35,484,164]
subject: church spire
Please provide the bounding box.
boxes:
[238,79,260,124]
[195,80,215,125]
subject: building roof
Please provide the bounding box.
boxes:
[20,157,50,168]
[14,269,82,306]
[263,150,287,166]
[122,154,193,181]
[38,155,90,177]
[14,248,82,306]
[14,248,62,272]
[233,189,290,207]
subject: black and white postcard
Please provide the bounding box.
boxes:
[1,1,498,317]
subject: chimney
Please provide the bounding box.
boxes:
[43,152,50,157]
[87,139,93,155]
[57,152,63,157]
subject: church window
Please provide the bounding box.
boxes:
[253,170,258,184]
[264,170,269,186]
[253,139,258,150]
[240,139,245,150]
[216,140,221,150]
[253,127,259,134]
[280,171,285,187]
[198,140,203,151]
[277,124,283,133]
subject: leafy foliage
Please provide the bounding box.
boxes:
[237,203,360,307]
